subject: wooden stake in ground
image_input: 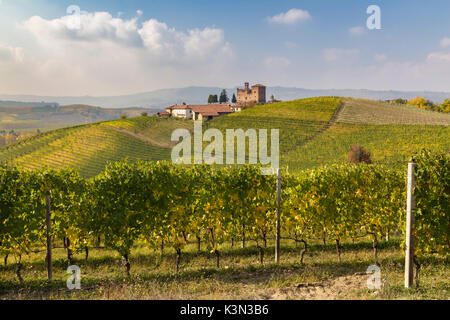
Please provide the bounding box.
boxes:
[275,169,281,264]
[405,162,416,289]
[45,190,53,281]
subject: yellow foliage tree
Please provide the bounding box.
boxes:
[408,97,432,110]
[439,99,450,113]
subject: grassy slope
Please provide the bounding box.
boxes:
[210,97,450,172]
[337,98,450,125]
[207,97,341,164]
[0,97,449,176]
[286,123,450,171]
[0,117,192,178]
[286,98,450,171]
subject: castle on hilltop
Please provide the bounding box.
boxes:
[237,82,266,105]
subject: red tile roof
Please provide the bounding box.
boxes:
[168,104,235,116]
[167,105,191,110]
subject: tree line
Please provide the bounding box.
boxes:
[208,89,237,104]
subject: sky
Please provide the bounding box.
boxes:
[1,0,450,96]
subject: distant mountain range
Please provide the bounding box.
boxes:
[1,86,450,109]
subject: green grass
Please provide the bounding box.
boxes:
[285,123,450,172]
[208,97,450,172]
[207,97,341,159]
[0,238,447,300]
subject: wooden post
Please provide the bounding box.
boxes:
[405,163,415,288]
[275,169,281,264]
[45,190,53,281]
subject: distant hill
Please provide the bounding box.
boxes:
[0,103,154,132]
[0,101,59,108]
[2,87,450,109]
[1,97,449,177]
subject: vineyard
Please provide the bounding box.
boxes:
[209,97,450,172]
[0,97,449,177]
[0,149,448,299]
[0,118,189,177]
[336,98,450,125]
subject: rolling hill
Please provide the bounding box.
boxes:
[0,104,154,133]
[0,97,449,177]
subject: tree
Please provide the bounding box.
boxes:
[408,97,436,111]
[141,112,148,117]
[219,90,229,104]
[232,94,237,103]
[392,98,407,104]
[439,99,450,113]
[208,95,218,104]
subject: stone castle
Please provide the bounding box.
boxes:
[237,82,266,105]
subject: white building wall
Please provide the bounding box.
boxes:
[172,109,192,119]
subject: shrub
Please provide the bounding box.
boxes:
[408,97,436,111]
[392,98,408,104]
[439,99,450,113]
[348,145,372,164]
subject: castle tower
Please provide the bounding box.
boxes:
[237,82,266,105]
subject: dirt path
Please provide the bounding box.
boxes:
[259,273,370,300]
[300,100,345,146]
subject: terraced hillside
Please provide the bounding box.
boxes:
[0,97,449,176]
[337,98,450,125]
[0,117,191,178]
[285,98,450,171]
[207,97,342,160]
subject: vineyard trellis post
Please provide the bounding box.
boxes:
[405,162,416,288]
[275,168,281,264]
[45,190,53,281]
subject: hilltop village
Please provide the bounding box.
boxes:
[160,83,279,121]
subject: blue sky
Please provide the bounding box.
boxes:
[1,0,450,95]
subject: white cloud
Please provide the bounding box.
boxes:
[267,9,311,25]
[24,12,143,47]
[22,11,232,62]
[136,10,143,17]
[440,37,450,48]
[323,48,359,62]
[0,10,234,95]
[349,26,366,36]
[0,44,24,63]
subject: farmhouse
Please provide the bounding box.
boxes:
[166,104,235,121]
[237,82,266,105]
